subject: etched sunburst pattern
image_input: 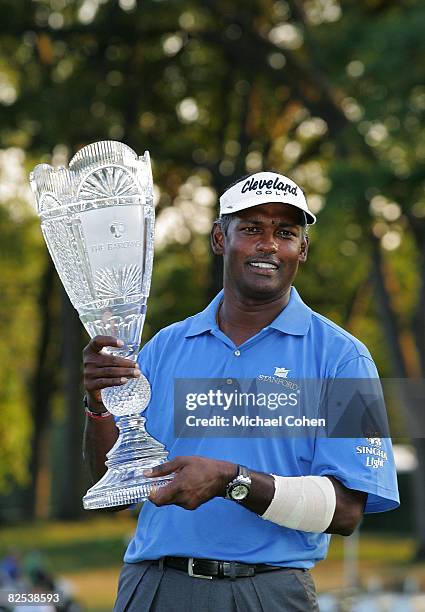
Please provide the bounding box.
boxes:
[78,166,139,201]
[94,264,142,299]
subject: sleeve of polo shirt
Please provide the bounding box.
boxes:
[136,336,156,380]
[310,355,400,513]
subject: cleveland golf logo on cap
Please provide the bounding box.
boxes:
[219,171,317,225]
[241,176,298,197]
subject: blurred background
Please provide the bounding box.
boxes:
[0,0,425,610]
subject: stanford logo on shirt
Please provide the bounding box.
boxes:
[274,367,290,378]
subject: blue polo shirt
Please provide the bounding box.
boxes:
[125,287,399,568]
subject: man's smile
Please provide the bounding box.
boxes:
[246,258,280,274]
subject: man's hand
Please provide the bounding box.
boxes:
[83,335,141,408]
[145,456,237,510]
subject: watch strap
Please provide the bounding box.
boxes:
[238,465,250,479]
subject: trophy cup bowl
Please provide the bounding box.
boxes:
[30,140,173,509]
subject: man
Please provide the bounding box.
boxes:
[83,171,399,611]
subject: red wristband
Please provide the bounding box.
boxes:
[85,407,112,420]
[83,396,112,420]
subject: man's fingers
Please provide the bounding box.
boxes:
[86,377,131,390]
[144,457,206,509]
[144,459,181,478]
[148,481,179,506]
[85,366,141,379]
[83,338,140,369]
[86,354,139,369]
[88,336,124,353]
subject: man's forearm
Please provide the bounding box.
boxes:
[83,415,118,483]
[242,470,365,536]
[240,470,275,515]
[145,456,365,535]
[81,334,141,491]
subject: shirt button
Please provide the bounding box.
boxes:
[234,350,241,357]
[226,378,233,384]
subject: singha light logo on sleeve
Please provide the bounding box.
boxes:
[356,437,387,469]
[367,437,382,447]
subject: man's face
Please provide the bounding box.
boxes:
[213,203,308,302]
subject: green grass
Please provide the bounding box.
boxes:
[324,533,414,563]
[0,514,136,571]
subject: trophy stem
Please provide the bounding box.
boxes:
[83,414,172,510]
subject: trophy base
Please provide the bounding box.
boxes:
[83,413,173,510]
[83,465,173,509]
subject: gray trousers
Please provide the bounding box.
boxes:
[113,561,319,611]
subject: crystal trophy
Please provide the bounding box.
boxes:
[30,141,173,509]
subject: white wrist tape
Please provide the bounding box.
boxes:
[261,475,336,533]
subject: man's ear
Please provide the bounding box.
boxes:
[211,222,225,255]
[299,236,309,263]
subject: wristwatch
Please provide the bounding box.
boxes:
[225,465,251,502]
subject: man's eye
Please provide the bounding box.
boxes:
[242,226,259,233]
[278,230,295,238]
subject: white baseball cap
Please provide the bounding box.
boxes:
[219,171,316,225]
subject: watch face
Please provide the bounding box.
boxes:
[230,484,249,500]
